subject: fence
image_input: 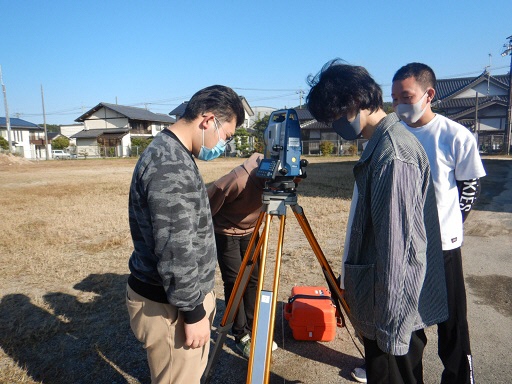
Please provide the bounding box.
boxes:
[301,139,367,156]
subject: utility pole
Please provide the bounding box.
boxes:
[297,89,304,108]
[41,84,50,160]
[1,66,14,153]
[501,34,512,156]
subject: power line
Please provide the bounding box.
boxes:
[10,65,511,122]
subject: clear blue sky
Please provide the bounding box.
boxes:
[1,0,511,125]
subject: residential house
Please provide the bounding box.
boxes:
[432,71,510,153]
[295,108,359,155]
[296,70,512,155]
[60,123,85,147]
[73,102,176,158]
[169,96,254,128]
[0,117,48,159]
[247,106,276,131]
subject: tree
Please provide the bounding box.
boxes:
[0,136,8,150]
[51,136,70,150]
[252,114,270,153]
[131,137,153,156]
[319,141,334,156]
[233,127,252,157]
[39,124,60,133]
[383,102,394,114]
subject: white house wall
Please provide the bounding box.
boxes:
[476,105,508,131]
[60,124,84,145]
[84,107,129,129]
[150,122,165,136]
[478,117,505,131]
[2,129,47,159]
[457,82,508,98]
[121,134,131,156]
[76,138,101,157]
[246,107,275,128]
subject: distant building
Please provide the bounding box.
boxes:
[247,106,276,131]
[60,123,85,146]
[432,71,510,153]
[169,96,254,128]
[72,102,175,158]
[0,117,48,159]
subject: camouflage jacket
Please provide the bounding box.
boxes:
[128,129,216,322]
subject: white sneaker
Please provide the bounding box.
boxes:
[351,366,367,383]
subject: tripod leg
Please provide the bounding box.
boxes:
[290,204,350,319]
[291,203,365,359]
[202,211,266,384]
[247,211,286,384]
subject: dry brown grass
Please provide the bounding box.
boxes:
[0,154,356,383]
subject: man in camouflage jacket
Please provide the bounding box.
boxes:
[126,85,245,384]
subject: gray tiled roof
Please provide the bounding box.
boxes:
[47,132,61,140]
[434,96,509,121]
[75,103,176,123]
[168,96,254,118]
[169,102,188,117]
[0,117,42,130]
[434,95,509,110]
[71,128,129,139]
[434,72,510,101]
[294,108,315,121]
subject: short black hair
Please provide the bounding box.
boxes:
[392,62,437,90]
[306,59,383,123]
[181,85,245,127]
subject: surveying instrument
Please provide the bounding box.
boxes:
[202,109,356,384]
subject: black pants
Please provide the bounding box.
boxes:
[364,329,427,384]
[215,232,259,343]
[437,248,474,384]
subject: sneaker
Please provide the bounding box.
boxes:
[235,335,278,359]
[236,334,252,359]
[351,365,367,383]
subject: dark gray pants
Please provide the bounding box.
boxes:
[215,232,259,343]
[364,329,427,384]
[438,247,474,384]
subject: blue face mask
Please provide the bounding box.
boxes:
[197,119,227,161]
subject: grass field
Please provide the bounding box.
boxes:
[0,154,357,383]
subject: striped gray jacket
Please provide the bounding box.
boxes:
[128,129,216,314]
[344,113,448,355]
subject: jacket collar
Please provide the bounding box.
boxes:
[358,112,400,164]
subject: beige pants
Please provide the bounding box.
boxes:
[126,285,216,384]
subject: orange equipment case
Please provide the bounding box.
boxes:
[284,286,337,341]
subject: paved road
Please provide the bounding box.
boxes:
[456,158,512,384]
[207,158,512,384]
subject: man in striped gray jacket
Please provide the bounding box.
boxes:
[126,85,245,384]
[306,60,448,383]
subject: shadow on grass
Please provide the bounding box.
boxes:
[0,273,149,384]
[0,272,360,383]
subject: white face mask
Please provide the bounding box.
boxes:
[395,91,428,125]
